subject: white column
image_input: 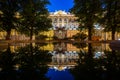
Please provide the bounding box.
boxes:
[62,18,64,27]
[67,18,69,29]
[57,17,59,27]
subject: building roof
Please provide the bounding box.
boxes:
[49,10,74,17]
[54,10,67,15]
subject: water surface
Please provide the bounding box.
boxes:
[0,42,120,80]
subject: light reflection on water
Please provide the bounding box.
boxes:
[0,42,120,80]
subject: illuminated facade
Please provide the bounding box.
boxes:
[49,10,79,30]
[0,29,30,40]
[49,10,79,39]
[39,30,54,40]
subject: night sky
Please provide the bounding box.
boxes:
[47,0,74,12]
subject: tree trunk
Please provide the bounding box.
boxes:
[88,43,92,56]
[112,1,117,40]
[6,30,11,40]
[112,28,115,40]
[88,26,92,41]
[30,28,33,40]
[30,43,33,54]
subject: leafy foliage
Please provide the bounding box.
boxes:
[100,0,120,40]
[70,0,102,40]
[36,34,48,40]
[0,0,20,40]
[72,32,87,41]
[18,0,52,40]
[0,0,52,40]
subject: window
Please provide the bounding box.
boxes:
[54,18,57,23]
[64,18,67,23]
[59,18,62,22]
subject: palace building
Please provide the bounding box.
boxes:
[50,10,79,30]
[0,10,120,40]
[40,10,79,39]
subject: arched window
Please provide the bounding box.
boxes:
[59,18,62,22]
[54,18,57,23]
[64,18,67,23]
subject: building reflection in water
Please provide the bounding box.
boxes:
[48,42,79,71]
[0,42,120,80]
[0,42,112,71]
[92,43,111,59]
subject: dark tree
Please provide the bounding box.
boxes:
[100,0,120,40]
[70,0,102,41]
[0,0,20,40]
[18,0,52,40]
